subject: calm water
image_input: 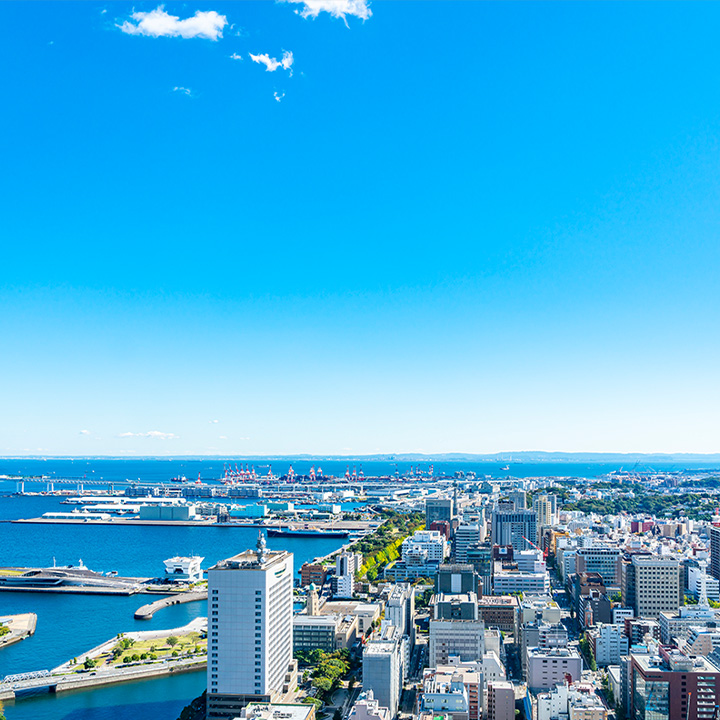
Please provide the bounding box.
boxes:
[0,495,347,720]
[2,456,715,488]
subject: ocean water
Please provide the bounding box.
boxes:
[0,495,347,720]
[2,456,715,489]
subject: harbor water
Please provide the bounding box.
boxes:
[0,495,347,720]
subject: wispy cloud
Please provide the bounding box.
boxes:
[249,51,293,74]
[173,86,193,96]
[118,6,228,40]
[118,431,179,440]
[210,419,219,424]
[274,91,285,103]
[229,52,242,61]
[79,429,91,436]
[282,0,371,23]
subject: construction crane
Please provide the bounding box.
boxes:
[522,535,549,559]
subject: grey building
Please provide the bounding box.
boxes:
[436,564,479,595]
[491,509,537,554]
[362,624,403,718]
[426,497,455,529]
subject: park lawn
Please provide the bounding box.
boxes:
[85,631,207,670]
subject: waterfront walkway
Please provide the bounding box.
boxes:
[134,590,207,619]
[0,618,207,702]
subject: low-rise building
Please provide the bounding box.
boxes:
[527,647,583,692]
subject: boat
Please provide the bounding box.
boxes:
[266,527,349,539]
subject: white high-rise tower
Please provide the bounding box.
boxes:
[207,533,295,719]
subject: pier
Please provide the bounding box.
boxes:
[134,590,208,619]
[0,613,37,649]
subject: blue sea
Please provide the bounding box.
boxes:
[0,494,347,720]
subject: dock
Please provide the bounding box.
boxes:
[134,590,207,619]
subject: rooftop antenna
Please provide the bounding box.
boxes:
[256,530,267,564]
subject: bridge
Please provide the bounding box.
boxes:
[0,657,205,701]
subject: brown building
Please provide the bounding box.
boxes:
[631,648,720,720]
[487,681,515,720]
[478,596,519,641]
[300,562,327,587]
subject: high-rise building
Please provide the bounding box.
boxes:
[429,592,485,666]
[509,489,527,511]
[532,495,556,541]
[207,534,295,720]
[575,545,622,586]
[426,497,455,529]
[454,524,481,563]
[621,555,681,619]
[491,508,537,554]
[466,543,493,595]
[487,682,515,720]
[385,583,415,647]
[362,624,403,718]
[710,526,720,580]
[436,564,479,595]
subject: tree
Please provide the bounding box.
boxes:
[167,636,180,647]
[333,710,343,720]
[83,657,97,670]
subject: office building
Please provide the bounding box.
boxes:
[575,546,622,587]
[478,596,520,641]
[533,494,556,541]
[631,648,720,720]
[711,525,720,581]
[487,682,515,720]
[426,497,455,529]
[491,508,537,554]
[207,534,295,720]
[348,691,391,720]
[621,555,681,619]
[385,583,415,647]
[436,564,479,595]
[587,623,629,667]
[429,594,485,666]
[527,647,583,692]
[455,524,481,564]
[466,544,493,595]
[363,624,403,718]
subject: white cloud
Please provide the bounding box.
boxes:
[79,429,91,435]
[282,0,371,23]
[173,86,192,96]
[274,91,285,103]
[219,435,228,440]
[229,52,242,60]
[118,431,179,440]
[249,50,293,74]
[210,419,219,424]
[118,6,227,40]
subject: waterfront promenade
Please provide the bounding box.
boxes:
[134,590,207,619]
[0,618,207,702]
[0,614,37,650]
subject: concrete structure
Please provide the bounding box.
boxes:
[533,494,556,541]
[493,567,549,595]
[419,668,471,720]
[527,647,583,692]
[362,624,403,718]
[300,563,327,588]
[385,583,415,647]
[433,592,478,620]
[711,525,720,581]
[337,552,363,576]
[487,681,514,720]
[293,615,341,653]
[436,564,479,596]
[206,534,295,720]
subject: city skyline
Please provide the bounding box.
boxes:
[2,1,720,456]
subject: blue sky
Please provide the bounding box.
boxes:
[1,1,719,456]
